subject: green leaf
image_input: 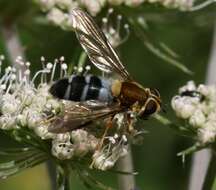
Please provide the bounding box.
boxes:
[0,146,48,180]
[72,163,116,190]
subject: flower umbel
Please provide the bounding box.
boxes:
[35,0,196,17]
[172,81,216,145]
[0,55,141,188]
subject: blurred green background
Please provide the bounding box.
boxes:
[0,0,215,189]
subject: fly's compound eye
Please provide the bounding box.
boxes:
[139,100,158,119]
[150,88,160,97]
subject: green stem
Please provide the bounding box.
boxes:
[202,152,216,190]
[47,160,57,190]
[56,163,73,190]
[78,51,87,68]
[177,143,206,157]
[153,114,196,138]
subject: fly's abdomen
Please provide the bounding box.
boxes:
[49,75,113,102]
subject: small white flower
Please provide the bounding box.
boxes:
[206,86,216,101]
[109,137,116,144]
[47,8,67,26]
[92,151,115,170]
[37,0,56,10]
[18,87,35,106]
[179,80,196,94]
[55,133,71,142]
[16,114,28,127]
[171,96,198,119]
[88,135,99,150]
[198,123,216,144]
[0,84,6,90]
[124,0,145,7]
[122,135,127,142]
[74,142,90,157]
[45,99,62,112]
[46,62,53,70]
[77,67,83,73]
[114,113,125,128]
[71,129,88,143]
[207,110,216,122]
[52,141,75,160]
[189,109,206,128]
[0,55,5,60]
[61,63,68,70]
[25,62,31,67]
[79,0,103,16]
[177,0,194,10]
[0,94,20,115]
[25,109,43,129]
[24,69,31,76]
[33,124,56,139]
[0,115,17,130]
[55,0,74,9]
[108,0,124,5]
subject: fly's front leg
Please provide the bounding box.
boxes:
[126,112,137,134]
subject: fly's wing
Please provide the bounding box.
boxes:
[70,8,132,81]
[48,100,124,133]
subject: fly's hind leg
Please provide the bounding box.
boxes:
[96,116,114,150]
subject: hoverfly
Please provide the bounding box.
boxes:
[48,8,161,133]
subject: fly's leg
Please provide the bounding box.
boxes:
[39,116,56,126]
[126,112,136,134]
[96,116,113,150]
[90,117,114,168]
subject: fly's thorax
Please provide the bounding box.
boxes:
[111,81,162,117]
[113,81,149,107]
[111,80,122,97]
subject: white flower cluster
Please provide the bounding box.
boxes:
[0,55,132,171]
[36,0,144,17]
[172,81,216,144]
[92,134,128,170]
[35,0,195,21]
[91,113,131,170]
[52,130,99,160]
[35,1,130,48]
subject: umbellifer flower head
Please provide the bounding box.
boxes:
[0,55,141,173]
[172,81,216,145]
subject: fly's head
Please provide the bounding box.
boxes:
[138,88,161,119]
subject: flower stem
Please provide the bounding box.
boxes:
[47,160,57,190]
[78,51,87,69]
[1,23,26,71]
[57,164,73,190]
[189,20,216,190]
[116,144,136,190]
[202,152,216,190]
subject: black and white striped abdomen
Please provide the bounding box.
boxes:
[49,75,113,102]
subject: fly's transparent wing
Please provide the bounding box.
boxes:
[48,100,124,133]
[70,8,132,81]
